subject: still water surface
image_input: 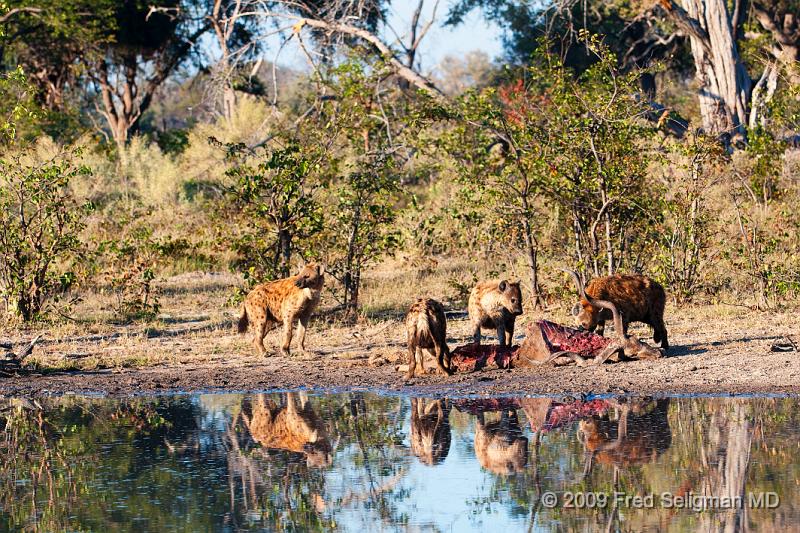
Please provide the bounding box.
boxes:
[1,392,798,532]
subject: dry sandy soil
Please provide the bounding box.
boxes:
[1,271,799,398]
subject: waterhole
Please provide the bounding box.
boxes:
[0,392,796,531]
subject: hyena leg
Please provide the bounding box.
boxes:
[496,325,507,347]
[505,320,515,346]
[281,314,294,357]
[252,315,269,356]
[405,341,417,380]
[654,320,669,349]
[255,320,277,356]
[472,322,482,345]
[434,341,453,376]
[297,314,310,354]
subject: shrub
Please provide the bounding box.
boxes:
[220,138,325,285]
[93,209,194,321]
[0,148,91,321]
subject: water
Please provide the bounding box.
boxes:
[0,392,798,532]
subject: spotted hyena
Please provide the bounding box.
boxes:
[566,270,668,349]
[468,280,524,346]
[238,263,325,356]
[405,298,453,379]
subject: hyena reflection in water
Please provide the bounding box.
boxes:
[474,409,529,475]
[242,392,333,468]
[410,398,451,465]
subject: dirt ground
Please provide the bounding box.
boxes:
[2,271,800,398]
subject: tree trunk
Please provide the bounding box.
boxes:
[210,0,239,122]
[683,0,750,138]
[749,63,778,130]
[344,204,362,317]
[662,0,752,140]
[699,402,752,532]
[521,216,542,309]
[278,226,291,278]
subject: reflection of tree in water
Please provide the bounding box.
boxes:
[0,396,196,531]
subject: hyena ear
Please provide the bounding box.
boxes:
[571,303,581,316]
[317,264,325,275]
[499,280,508,292]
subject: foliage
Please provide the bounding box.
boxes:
[221,138,326,284]
[0,148,91,321]
[726,134,800,309]
[311,59,415,315]
[652,133,726,303]
[92,209,194,320]
[0,66,41,143]
[436,35,659,304]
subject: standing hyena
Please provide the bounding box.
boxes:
[565,269,668,349]
[468,280,523,346]
[238,263,325,356]
[405,298,453,379]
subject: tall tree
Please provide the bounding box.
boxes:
[1,1,213,147]
[657,0,751,140]
[204,0,266,122]
[89,0,211,148]
[752,1,800,84]
[449,0,799,142]
[0,1,114,112]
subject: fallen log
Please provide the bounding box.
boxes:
[0,335,41,376]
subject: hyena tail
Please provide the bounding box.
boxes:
[237,306,249,334]
[415,313,432,339]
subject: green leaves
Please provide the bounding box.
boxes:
[0,148,90,321]
[222,138,327,282]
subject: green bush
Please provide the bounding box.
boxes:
[0,148,91,321]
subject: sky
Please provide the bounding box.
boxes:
[263,0,505,73]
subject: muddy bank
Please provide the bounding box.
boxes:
[2,333,799,397]
[3,286,800,398]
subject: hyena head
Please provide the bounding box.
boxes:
[498,280,523,316]
[572,299,601,331]
[294,263,325,290]
[303,440,333,468]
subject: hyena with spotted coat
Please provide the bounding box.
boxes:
[238,263,325,356]
[468,280,524,346]
[568,271,668,349]
[405,298,453,379]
